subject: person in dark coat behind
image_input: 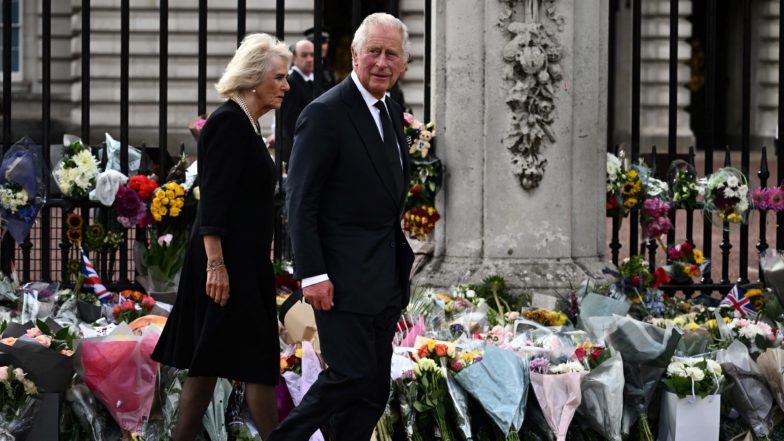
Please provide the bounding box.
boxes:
[151,33,291,440]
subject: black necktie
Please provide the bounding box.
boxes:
[374,100,404,196]
[305,80,314,99]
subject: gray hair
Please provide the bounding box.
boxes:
[351,13,410,59]
[215,33,292,98]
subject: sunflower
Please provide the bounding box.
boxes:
[86,223,105,241]
[67,259,81,275]
[66,212,84,230]
[66,228,82,242]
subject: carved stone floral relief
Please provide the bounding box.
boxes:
[498,0,565,190]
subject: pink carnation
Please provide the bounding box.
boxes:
[25,327,42,338]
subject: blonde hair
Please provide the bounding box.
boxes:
[215,33,292,98]
[351,13,410,59]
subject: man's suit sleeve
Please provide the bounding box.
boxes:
[285,100,338,279]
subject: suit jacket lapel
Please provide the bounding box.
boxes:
[341,79,400,205]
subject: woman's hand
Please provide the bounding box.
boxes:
[206,264,230,306]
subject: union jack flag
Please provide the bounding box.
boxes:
[81,249,113,303]
[719,284,757,318]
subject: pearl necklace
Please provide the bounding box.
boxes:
[231,95,261,136]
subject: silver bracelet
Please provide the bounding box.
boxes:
[206,259,225,272]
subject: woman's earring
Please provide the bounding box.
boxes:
[252,89,256,93]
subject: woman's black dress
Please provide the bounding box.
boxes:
[151,100,279,384]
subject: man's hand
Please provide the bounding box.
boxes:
[206,266,230,306]
[303,280,334,311]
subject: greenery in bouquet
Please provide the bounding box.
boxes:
[53,137,100,199]
[751,185,784,212]
[670,164,701,210]
[0,364,37,420]
[142,232,187,284]
[663,357,722,399]
[614,255,658,298]
[703,167,749,223]
[661,241,706,284]
[470,275,527,326]
[412,358,454,441]
[112,290,156,323]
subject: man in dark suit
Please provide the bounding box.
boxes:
[279,39,315,166]
[267,13,414,441]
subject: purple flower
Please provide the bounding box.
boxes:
[529,356,551,374]
[770,188,784,212]
[752,187,769,210]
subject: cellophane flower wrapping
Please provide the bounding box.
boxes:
[703,166,749,224]
[604,316,681,438]
[454,345,528,436]
[757,348,784,414]
[74,323,161,434]
[0,140,45,243]
[202,378,232,441]
[760,249,784,307]
[65,382,117,441]
[0,394,39,440]
[578,350,625,441]
[530,369,586,441]
[717,340,774,438]
[281,341,324,441]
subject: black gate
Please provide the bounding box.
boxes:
[0,0,432,290]
[607,0,784,295]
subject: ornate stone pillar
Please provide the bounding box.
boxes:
[419,0,609,303]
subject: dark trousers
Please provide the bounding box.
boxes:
[267,298,401,441]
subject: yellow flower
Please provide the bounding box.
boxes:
[627,170,638,179]
[170,208,181,217]
[682,322,700,331]
[295,347,303,358]
[624,197,637,208]
[427,340,436,352]
[693,249,704,264]
[166,190,175,200]
[153,213,162,222]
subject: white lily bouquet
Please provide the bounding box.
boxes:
[53,135,100,199]
[658,357,722,441]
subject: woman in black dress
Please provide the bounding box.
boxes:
[151,33,291,440]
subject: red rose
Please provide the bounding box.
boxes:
[435,344,449,357]
[574,347,587,360]
[653,267,671,287]
[590,348,604,360]
[631,275,641,287]
[680,242,693,254]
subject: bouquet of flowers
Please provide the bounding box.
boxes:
[0,139,45,243]
[140,233,186,293]
[659,357,722,441]
[703,166,749,223]
[529,358,587,441]
[114,174,157,228]
[660,241,709,284]
[667,160,701,210]
[0,364,39,438]
[522,308,569,327]
[606,151,644,216]
[403,113,442,240]
[53,135,100,199]
[726,318,781,358]
[751,185,784,212]
[413,357,455,440]
[112,290,156,323]
[640,197,671,240]
[578,349,625,441]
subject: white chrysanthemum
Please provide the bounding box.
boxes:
[723,187,737,199]
[738,324,767,340]
[725,175,740,188]
[738,185,749,197]
[607,153,622,179]
[667,361,687,377]
[549,361,585,374]
[706,359,722,377]
[646,178,668,197]
[73,149,98,170]
[685,366,705,382]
